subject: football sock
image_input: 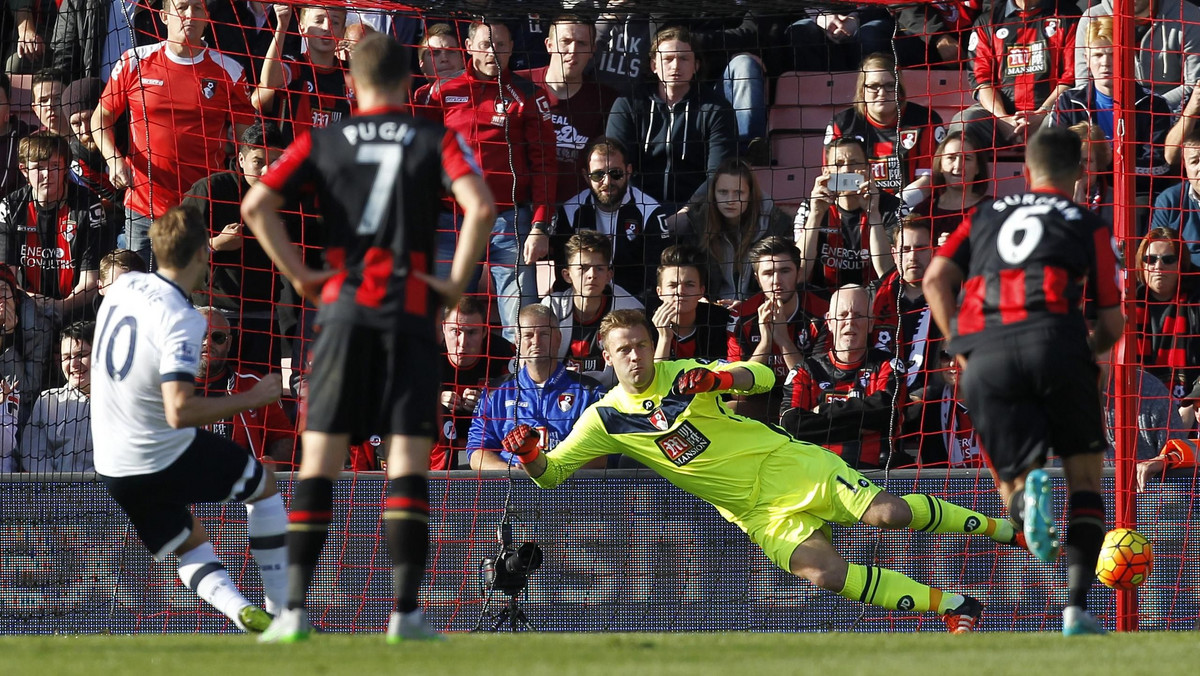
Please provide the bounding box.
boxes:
[178,541,251,623]
[1065,491,1106,611]
[903,494,1016,544]
[286,477,334,611]
[246,493,288,615]
[1008,489,1026,527]
[840,563,962,614]
[385,475,430,614]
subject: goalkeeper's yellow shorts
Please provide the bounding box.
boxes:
[726,440,883,571]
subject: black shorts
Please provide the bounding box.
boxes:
[961,329,1106,482]
[305,323,439,439]
[100,430,267,559]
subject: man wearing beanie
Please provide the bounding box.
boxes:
[59,78,115,205]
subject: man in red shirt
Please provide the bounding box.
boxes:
[417,19,557,343]
[91,0,257,270]
[951,0,1079,150]
[196,306,296,471]
[515,14,617,203]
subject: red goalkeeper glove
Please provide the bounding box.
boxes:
[672,368,736,395]
[501,424,541,464]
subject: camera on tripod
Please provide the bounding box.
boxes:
[479,522,543,597]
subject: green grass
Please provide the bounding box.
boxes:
[0,632,1192,676]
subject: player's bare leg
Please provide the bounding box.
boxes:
[244,470,288,615]
[383,434,443,643]
[787,530,982,633]
[175,515,271,633]
[861,490,1019,547]
[260,431,349,643]
[1060,452,1107,636]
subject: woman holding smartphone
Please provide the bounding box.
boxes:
[796,136,903,290]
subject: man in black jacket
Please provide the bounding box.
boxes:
[605,26,735,215]
[50,0,163,81]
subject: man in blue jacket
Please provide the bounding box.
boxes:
[467,303,607,470]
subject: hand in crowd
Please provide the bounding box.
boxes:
[16,20,44,61]
[819,14,859,43]
[934,35,961,64]
[810,173,835,210]
[756,296,790,347]
[1136,458,1165,492]
[212,223,245,252]
[522,229,549,265]
[652,301,679,339]
[273,3,293,30]
[441,387,480,414]
[249,372,284,407]
[107,156,134,191]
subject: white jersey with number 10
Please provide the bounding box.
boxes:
[91,272,205,477]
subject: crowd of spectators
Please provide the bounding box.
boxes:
[0,0,1196,482]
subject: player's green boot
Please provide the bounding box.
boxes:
[1023,469,1061,563]
[386,609,444,643]
[1062,606,1107,636]
[235,605,272,633]
[258,608,313,643]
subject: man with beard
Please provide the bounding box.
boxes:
[780,284,906,470]
[553,137,668,300]
[194,306,296,470]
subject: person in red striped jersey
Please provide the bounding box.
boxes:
[924,127,1124,636]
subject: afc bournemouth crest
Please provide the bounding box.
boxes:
[624,219,639,241]
[557,393,574,412]
[648,408,670,431]
[201,79,217,99]
[899,129,918,150]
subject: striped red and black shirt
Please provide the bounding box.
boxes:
[969,0,1079,114]
[937,189,1121,354]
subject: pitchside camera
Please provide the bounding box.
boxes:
[479,522,543,597]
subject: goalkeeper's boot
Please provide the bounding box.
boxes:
[1023,469,1061,563]
[1062,606,1107,636]
[258,607,313,644]
[943,595,983,634]
[235,604,272,634]
[386,609,444,644]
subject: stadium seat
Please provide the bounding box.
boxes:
[902,69,973,117]
[773,70,860,108]
[7,73,38,127]
[764,133,827,205]
[992,162,1027,197]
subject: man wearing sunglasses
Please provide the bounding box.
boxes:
[195,306,296,472]
[554,136,668,300]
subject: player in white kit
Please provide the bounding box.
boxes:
[91,205,288,633]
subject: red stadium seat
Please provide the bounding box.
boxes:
[992,162,1027,197]
[763,133,827,205]
[7,73,38,128]
[773,70,860,108]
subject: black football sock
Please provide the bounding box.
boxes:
[1065,491,1106,611]
[286,477,334,611]
[386,475,430,614]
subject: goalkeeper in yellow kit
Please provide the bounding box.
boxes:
[505,309,1022,633]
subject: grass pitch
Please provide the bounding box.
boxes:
[0,632,1191,676]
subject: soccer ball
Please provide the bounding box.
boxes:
[1095,528,1153,590]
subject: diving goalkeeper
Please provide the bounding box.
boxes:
[507,309,1021,632]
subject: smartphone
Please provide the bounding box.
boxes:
[828,172,864,193]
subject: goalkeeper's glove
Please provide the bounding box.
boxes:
[501,424,542,464]
[672,367,736,395]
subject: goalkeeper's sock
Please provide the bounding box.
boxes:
[1008,489,1026,527]
[286,477,334,611]
[903,493,1016,545]
[839,563,963,614]
[1065,491,1106,611]
[246,493,288,615]
[385,475,430,614]
[179,541,252,623]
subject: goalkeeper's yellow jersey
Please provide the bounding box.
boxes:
[531,359,793,519]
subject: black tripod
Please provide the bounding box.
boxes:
[475,593,535,632]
